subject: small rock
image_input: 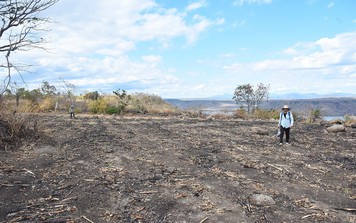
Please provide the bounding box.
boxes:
[77,160,85,164]
[105,148,114,153]
[326,124,346,133]
[249,194,275,206]
[320,121,332,127]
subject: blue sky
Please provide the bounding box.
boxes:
[6,0,356,98]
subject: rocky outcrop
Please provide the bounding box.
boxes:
[326,124,346,133]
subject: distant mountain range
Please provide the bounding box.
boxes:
[189,92,356,100]
[269,92,356,100]
[165,97,356,116]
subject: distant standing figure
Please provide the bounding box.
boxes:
[69,104,75,119]
[278,105,294,145]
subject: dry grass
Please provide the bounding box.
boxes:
[0,109,32,150]
[344,114,356,125]
[252,109,280,120]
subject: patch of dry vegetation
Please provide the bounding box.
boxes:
[0,109,36,150]
[3,91,179,116]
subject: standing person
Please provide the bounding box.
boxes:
[69,104,75,119]
[278,105,294,145]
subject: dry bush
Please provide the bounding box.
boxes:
[128,93,178,114]
[253,109,280,120]
[344,114,356,125]
[0,110,35,150]
[88,98,109,114]
[211,113,231,120]
[38,97,56,112]
[306,108,323,123]
[234,109,247,119]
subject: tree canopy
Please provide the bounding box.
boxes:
[233,83,270,113]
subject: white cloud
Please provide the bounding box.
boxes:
[141,55,162,67]
[327,2,335,8]
[233,0,272,6]
[43,0,222,54]
[224,32,356,94]
[186,17,225,44]
[9,0,224,96]
[186,0,207,12]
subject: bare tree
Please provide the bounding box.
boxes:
[58,78,76,104]
[0,0,58,95]
[233,83,270,113]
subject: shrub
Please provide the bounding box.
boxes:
[38,97,55,112]
[129,93,177,114]
[307,108,323,123]
[344,114,356,125]
[253,109,279,120]
[234,109,247,119]
[88,99,108,114]
[105,106,120,115]
[0,110,34,150]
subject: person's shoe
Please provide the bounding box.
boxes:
[279,143,283,145]
[286,142,290,145]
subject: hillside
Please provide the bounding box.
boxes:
[0,114,355,222]
[165,98,356,116]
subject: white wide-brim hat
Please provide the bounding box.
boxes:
[282,105,290,110]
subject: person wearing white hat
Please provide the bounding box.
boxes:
[278,105,294,145]
[69,104,75,119]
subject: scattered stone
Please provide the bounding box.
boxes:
[249,194,275,206]
[351,123,356,129]
[326,124,346,133]
[105,148,114,153]
[320,121,332,127]
[77,160,85,164]
[332,120,343,125]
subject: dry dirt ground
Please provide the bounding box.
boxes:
[0,113,355,223]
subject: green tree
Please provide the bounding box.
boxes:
[233,83,270,113]
[84,91,100,101]
[23,89,42,105]
[113,89,131,113]
[40,81,57,97]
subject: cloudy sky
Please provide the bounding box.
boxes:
[8,0,356,98]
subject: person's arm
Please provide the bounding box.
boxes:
[278,112,282,127]
[290,112,294,127]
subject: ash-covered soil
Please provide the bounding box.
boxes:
[0,114,355,223]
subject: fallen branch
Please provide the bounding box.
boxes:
[0,183,14,187]
[267,164,283,171]
[301,213,323,219]
[199,217,209,223]
[59,196,77,204]
[139,190,158,194]
[82,215,94,223]
[23,168,36,178]
[334,207,356,213]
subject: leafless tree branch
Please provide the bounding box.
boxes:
[0,0,58,96]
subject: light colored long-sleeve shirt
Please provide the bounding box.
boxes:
[278,111,294,128]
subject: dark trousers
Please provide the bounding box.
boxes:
[280,126,290,143]
[70,112,74,119]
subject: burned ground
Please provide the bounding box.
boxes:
[0,114,355,222]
